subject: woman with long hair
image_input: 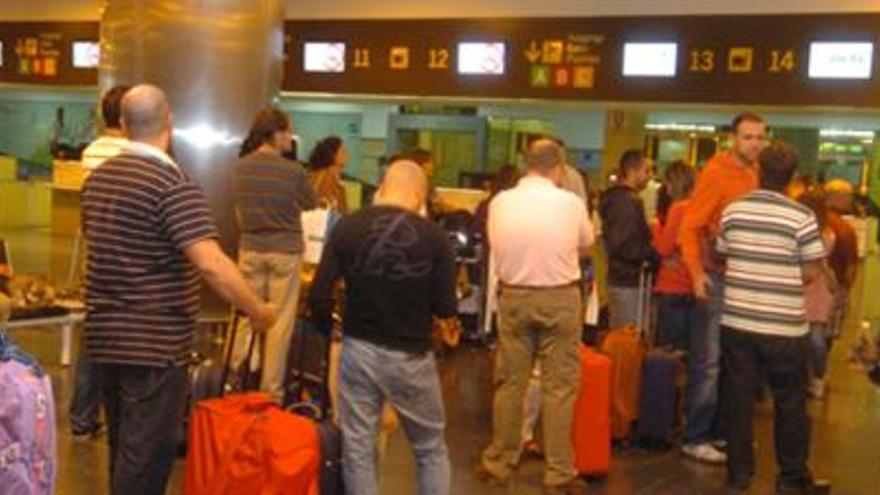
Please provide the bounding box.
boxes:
[308,136,349,213]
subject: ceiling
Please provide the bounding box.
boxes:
[4,0,880,21]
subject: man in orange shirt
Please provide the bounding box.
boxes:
[676,112,765,464]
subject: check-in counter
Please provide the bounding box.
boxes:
[0,156,51,230]
[51,160,88,238]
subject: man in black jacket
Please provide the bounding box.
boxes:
[600,149,658,329]
[309,159,460,495]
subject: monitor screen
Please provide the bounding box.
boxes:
[622,42,678,77]
[303,42,346,73]
[808,42,873,80]
[457,42,506,75]
[72,41,100,69]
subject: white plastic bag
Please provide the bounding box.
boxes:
[301,209,337,265]
[584,282,600,326]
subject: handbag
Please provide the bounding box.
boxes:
[302,209,341,265]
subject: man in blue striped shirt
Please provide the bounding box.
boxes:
[717,142,830,495]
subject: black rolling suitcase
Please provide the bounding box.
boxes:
[635,269,686,447]
[285,318,344,495]
[182,313,260,454]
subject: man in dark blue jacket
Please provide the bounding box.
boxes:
[600,149,659,329]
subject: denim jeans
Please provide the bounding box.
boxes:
[722,327,812,485]
[69,343,102,433]
[607,285,641,329]
[808,323,830,379]
[338,337,450,495]
[683,273,723,445]
[97,363,188,495]
[656,293,702,351]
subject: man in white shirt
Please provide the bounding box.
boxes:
[81,85,131,170]
[70,84,131,440]
[476,139,594,495]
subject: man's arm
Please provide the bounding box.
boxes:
[577,201,595,258]
[431,229,459,319]
[802,260,824,285]
[679,167,722,298]
[183,239,274,331]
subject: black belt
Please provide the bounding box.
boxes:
[500,281,580,291]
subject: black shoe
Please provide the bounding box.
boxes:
[71,423,106,440]
[776,477,831,495]
[727,475,751,492]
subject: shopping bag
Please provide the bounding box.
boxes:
[584,283,600,326]
[302,209,340,265]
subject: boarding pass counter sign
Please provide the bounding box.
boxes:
[304,42,346,73]
[622,42,678,77]
[808,42,873,79]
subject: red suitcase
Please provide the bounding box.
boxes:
[572,345,611,478]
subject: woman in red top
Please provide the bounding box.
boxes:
[654,161,699,350]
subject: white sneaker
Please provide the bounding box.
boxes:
[682,443,727,464]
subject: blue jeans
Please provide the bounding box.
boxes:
[656,293,702,351]
[808,323,830,379]
[339,337,450,495]
[70,344,102,433]
[98,363,188,495]
[607,285,641,329]
[684,273,723,445]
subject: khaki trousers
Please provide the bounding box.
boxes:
[481,285,582,485]
[232,249,302,403]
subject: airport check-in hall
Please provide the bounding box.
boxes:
[0,1,879,495]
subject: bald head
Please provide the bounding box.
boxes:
[121,84,171,144]
[375,160,428,212]
[526,139,565,175]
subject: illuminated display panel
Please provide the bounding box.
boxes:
[623,42,678,77]
[457,42,506,75]
[808,42,873,79]
[304,42,346,73]
[71,40,99,68]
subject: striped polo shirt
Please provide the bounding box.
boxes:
[81,141,218,367]
[233,152,317,254]
[717,189,826,337]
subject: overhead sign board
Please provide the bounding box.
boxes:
[283,14,880,107]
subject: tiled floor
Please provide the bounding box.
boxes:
[4,227,880,494]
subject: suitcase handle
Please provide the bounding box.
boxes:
[636,263,655,345]
[218,311,261,397]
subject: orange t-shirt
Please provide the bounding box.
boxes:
[678,152,758,279]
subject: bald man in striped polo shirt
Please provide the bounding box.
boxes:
[82,84,274,495]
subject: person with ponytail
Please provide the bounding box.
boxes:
[231,106,317,403]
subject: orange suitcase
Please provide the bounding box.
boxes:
[572,345,611,477]
[600,325,645,440]
[184,392,321,495]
